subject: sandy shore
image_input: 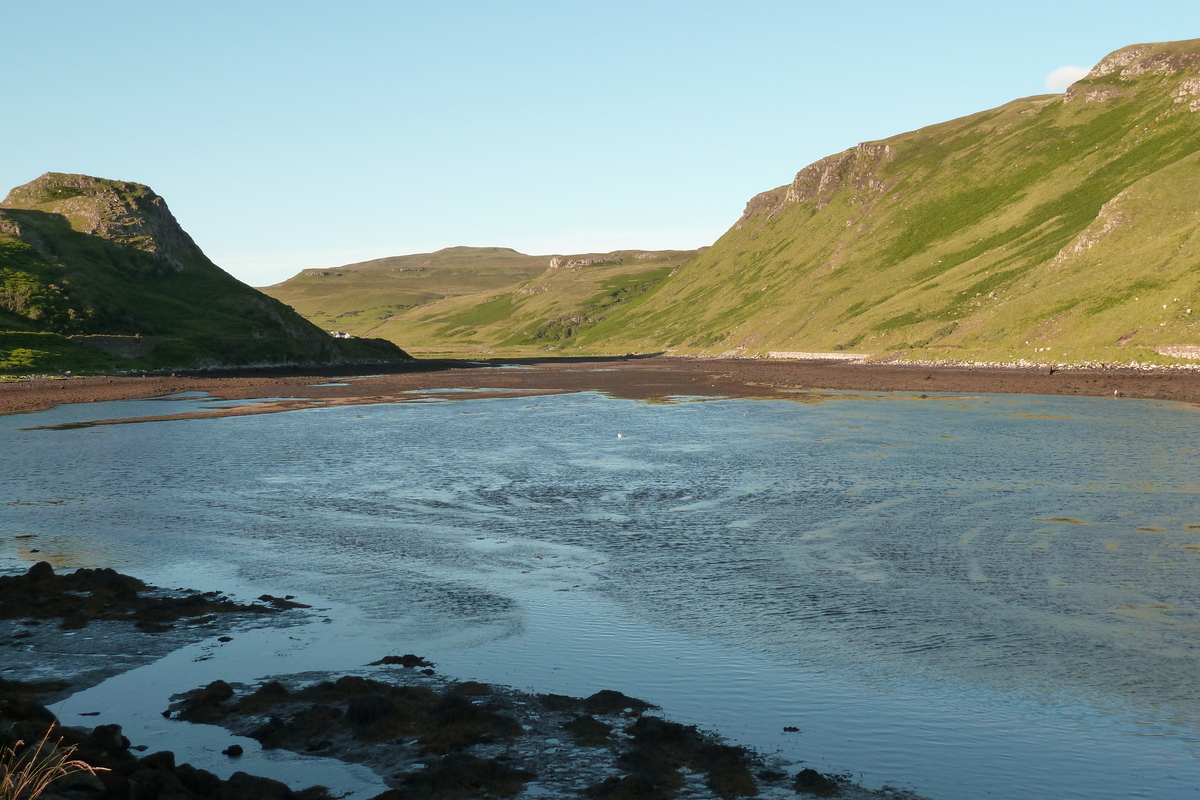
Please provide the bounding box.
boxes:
[4,356,1200,421]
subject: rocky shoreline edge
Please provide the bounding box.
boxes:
[5,355,1200,422]
[1,562,930,800]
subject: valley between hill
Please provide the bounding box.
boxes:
[260,38,1200,368]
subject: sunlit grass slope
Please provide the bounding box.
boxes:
[263,248,698,357]
[583,40,1200,364]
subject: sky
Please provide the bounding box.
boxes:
[2,1,1197,286]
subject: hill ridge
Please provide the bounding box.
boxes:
[0,172,408,373]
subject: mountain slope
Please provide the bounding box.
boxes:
[574,39,1200,363]
[263,247,699,357]
[0,173,408,372]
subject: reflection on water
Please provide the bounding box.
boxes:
[3,390,1200,799]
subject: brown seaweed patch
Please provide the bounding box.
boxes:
[401,752,532,799]
[0,561,301,631]
[598,715,758,800]
[564,714,613,747]
[794,767,842,796]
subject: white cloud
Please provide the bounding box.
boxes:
[1045,65,1090,92]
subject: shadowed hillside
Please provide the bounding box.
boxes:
[0,173,408,374]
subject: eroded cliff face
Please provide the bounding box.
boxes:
[1064,38,1200,110]
[2,173,213,275]
[735,143,894,231]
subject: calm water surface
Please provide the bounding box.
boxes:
[3,389,1200,799]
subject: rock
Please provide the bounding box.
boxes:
[26,560,55,581]
[139,750,176,771]
[221,770,296,800]
[369,654,433,668]
[794,767,841,796]
[346,694,396,726]
[85,723,131,756]
[176,763,223,797]
[563,715,612,747]
[222,744,244,757]
[582,690,652,716]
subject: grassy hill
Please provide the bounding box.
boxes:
[263,247,699,357]
[0,173,408,374]
[582,39,1200,364]
[269,39,1200,366]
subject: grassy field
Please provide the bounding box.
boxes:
[262,247,699,358]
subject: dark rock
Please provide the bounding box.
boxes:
[422,694,523,755]
[221,770,296,800]
[563,714,612,747]
[85,723,131,756]
[402,752,531,799]
[139,750,176,771]
[539,694,580,712]
[794,767,840,796]
[127,766,190,800]
[369,654,433,668]
[176,680,236,724]
[347,694,396,727]
[582,690,653,716]
[176,764,223,798]
[586,774,671,800]
[235,680,290,714]
[222,744,244,757]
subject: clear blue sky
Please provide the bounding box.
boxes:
[2,1,1196,285]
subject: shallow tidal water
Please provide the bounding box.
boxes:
[3,388,1200,799]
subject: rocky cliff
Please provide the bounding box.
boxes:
[0,173,409,372]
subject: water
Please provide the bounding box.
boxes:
[3,389,1199,798]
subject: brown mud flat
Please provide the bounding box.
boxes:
[4,356,1200,423]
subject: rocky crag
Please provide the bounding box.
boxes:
[0,173,409,374]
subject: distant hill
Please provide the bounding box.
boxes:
[582,39,1200,364]
[262,246,700,357]
[0,173,408,374]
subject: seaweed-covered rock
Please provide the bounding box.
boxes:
[794,767,841,797]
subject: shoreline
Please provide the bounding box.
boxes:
[1,562,928,800]
[4,355,1200,420]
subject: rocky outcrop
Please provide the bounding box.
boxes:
[2,174,208,274]
[735,142,893,229]
[1065,39,1200,106]
[549,255,624,269]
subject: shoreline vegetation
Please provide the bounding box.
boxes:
[0,563,926,800]
[3,355,1200,421]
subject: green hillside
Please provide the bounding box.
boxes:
[584,39,1200,364]
[263,247,699,357]
[275,39,1200,366]
[0,173,408,374]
